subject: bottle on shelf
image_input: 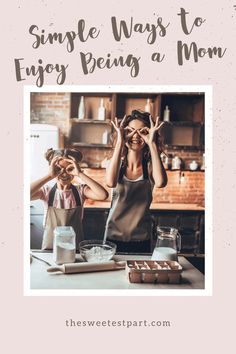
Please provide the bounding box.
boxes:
[98,98,106,120]
[145,98,152,114]
[102,130,109,144]
[163,105,170,122]
[78,96,85,120]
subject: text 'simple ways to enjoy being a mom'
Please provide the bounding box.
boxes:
[14,8,227,87]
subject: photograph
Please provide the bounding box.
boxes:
[27,86,209,294]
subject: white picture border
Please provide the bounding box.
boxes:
[24,85,212,296]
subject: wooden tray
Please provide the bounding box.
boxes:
[126,260,183,284]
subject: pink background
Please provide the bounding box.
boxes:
[1,0,235,352]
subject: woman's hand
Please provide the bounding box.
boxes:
[111,115,136,145]
[138,115,164,147]
[111,116,126,145]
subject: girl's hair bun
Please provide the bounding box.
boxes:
[45,148,55,162]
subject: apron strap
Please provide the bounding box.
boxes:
[118,162,125,182]
[48,184,82,207]
[71,185,82,206]
[142,159,149,180]
[48,184,57,207]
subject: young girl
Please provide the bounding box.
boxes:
[31,148,108,250]
[104,110,167,253]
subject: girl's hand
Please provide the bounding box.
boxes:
[138,116,164,147]
[66,156,82,177]
[48,156,62,178]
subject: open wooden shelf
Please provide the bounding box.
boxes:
[68,92,205,155]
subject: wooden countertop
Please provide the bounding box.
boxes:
[30,253,204,291]
[84,201,204,211]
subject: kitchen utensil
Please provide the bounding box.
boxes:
[126,260,182,284]
[31,253,52,266]
[151,227,181,261]
[79,240,117,263]
[47,260,126,274]
[53,226,76,265]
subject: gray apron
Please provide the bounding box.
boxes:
[41,184,84,250]
[104,160,153,242]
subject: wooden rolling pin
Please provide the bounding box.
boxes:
[47,260,126,274]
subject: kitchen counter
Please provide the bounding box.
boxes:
[30,252,204,290]
[84,201,205,211]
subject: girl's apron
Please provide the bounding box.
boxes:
[104,160,153,243]
[41,184,84,250]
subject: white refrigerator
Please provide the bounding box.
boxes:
[30,124,59,181]
[30,124,59,248]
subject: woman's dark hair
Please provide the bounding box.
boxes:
[45,148,83,163]
[125,110,151,128]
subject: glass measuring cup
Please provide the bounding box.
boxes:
[151,227,181,261]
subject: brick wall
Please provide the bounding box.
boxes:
[152,171,204,205]
[84,169,205,206]
[31,92,70,136]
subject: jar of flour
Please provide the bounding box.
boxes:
[53,226,76,265]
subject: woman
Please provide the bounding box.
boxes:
[104,110,167,253]
[31,148,108,250]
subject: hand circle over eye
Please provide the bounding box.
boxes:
[134,115,165,147]
[124,126,137,141]
[55,165,62,174]
[49,156,64,177]
[139,127,149,135]
[65,164,75,174]
[124,126,134,133]
[67,155,82,176]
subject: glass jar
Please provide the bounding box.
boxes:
[151,227,181,261]
[53,226,76,265]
